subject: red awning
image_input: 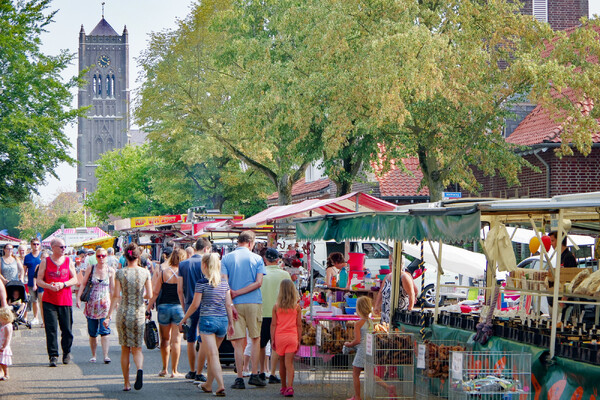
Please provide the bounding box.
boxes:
[0,234,20,244]
[234,192,396,228]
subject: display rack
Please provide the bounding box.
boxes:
[415,340,468,400]
[365,332,415,400]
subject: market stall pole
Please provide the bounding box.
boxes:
[549,210,564,360]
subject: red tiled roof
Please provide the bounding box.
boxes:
[373,157,429,197]
[267,177,330,200]
[507,95,599,146]
[509,24,600,146]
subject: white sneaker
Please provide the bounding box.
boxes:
[242,371,251,377]
[31,318,39,325]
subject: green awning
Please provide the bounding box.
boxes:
[295,208,480,243]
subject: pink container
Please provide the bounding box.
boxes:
[348,252,365,271]
[348,271,364,281]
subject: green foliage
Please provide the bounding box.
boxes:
[86,144,186,221]
[0,207,21,238]
[136,0,600,205]
[0,0,83,204]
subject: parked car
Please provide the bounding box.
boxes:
[404,256,467,307]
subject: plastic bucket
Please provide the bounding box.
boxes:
[348,252,365,271]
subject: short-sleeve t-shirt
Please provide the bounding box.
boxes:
[195,279,230,317]
[221,247,267,305]
[23,253,41,287]
[178,255,205,307]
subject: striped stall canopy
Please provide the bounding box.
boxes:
[234,192,396,229]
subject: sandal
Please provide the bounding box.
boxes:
[123,387,131,391]
[215,388,226,397]
[157,370,167,377]
[134,369,143,390]
[104,357,111,364]
[0,376,8,381]
[200,384,212,393]
[89,357,97,363]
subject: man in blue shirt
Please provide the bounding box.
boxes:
[23,238,42,324]
[178,238,212,382]
[222,230,266,389]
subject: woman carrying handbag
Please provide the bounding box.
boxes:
[76,247,115,364]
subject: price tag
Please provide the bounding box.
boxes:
[366,334,373,356]
[417,344,426,369]
[316,325,322,346]
[451,352,463,380]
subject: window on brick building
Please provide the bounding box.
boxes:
[533,0,548,23]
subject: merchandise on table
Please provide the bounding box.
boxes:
[448,351,531,400]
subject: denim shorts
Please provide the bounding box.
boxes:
[87,317,111,337]
[157,303,184,326]
[185,306,200,343]
[199,315,228,338]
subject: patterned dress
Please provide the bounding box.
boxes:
[84,268,111,320]
[115,267,150,347]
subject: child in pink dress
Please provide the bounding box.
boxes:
[0,307,14,380]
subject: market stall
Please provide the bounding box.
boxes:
[295,193,600,399]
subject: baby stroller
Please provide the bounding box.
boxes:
[5,280,31,330]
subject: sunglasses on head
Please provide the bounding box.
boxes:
[96,254,107,259]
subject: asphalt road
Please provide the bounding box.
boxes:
[1,301,336,400]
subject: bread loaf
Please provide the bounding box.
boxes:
[574,270,600,296]
[567,269,591,293]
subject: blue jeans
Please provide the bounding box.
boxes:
[157,303,184,326]
[87,317,111,337]
[199,315,228,338]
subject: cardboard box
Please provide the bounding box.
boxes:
[548,267,592,284]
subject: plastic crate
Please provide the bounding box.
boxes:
[415,340,469,399]
[365,332,415,400]
[448,351,531,400]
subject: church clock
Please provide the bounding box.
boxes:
[97,54,110,67]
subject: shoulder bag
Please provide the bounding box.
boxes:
[144,311,159,350]
[79,265,95,302]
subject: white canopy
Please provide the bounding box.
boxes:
[481,226,595,246]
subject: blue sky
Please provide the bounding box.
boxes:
[36,0,600,203]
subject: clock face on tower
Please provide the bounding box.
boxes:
[97,55,111,68]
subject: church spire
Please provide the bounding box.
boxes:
[102,2,105,19]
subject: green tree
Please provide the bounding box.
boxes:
[136,1,276,208]
[354,0,600,200]
[86,144,186,221]
[0,207,21,238]
[0,0,82,204]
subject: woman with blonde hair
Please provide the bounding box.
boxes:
[147,248,185,378]
[179,253,234,396]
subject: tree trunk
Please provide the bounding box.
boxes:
[417,148,444,202]
[277,175,293,205]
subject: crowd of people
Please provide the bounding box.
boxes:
[0,231,309,397]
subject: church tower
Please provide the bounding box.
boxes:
[76,16,129,193]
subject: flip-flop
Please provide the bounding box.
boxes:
[157,371,167,377]
[134,369,143,390]
[200,384,212,393]
[104,357,111,364]
[89,357,97,363]
[123,387,131,391]
[215,389,226,397]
